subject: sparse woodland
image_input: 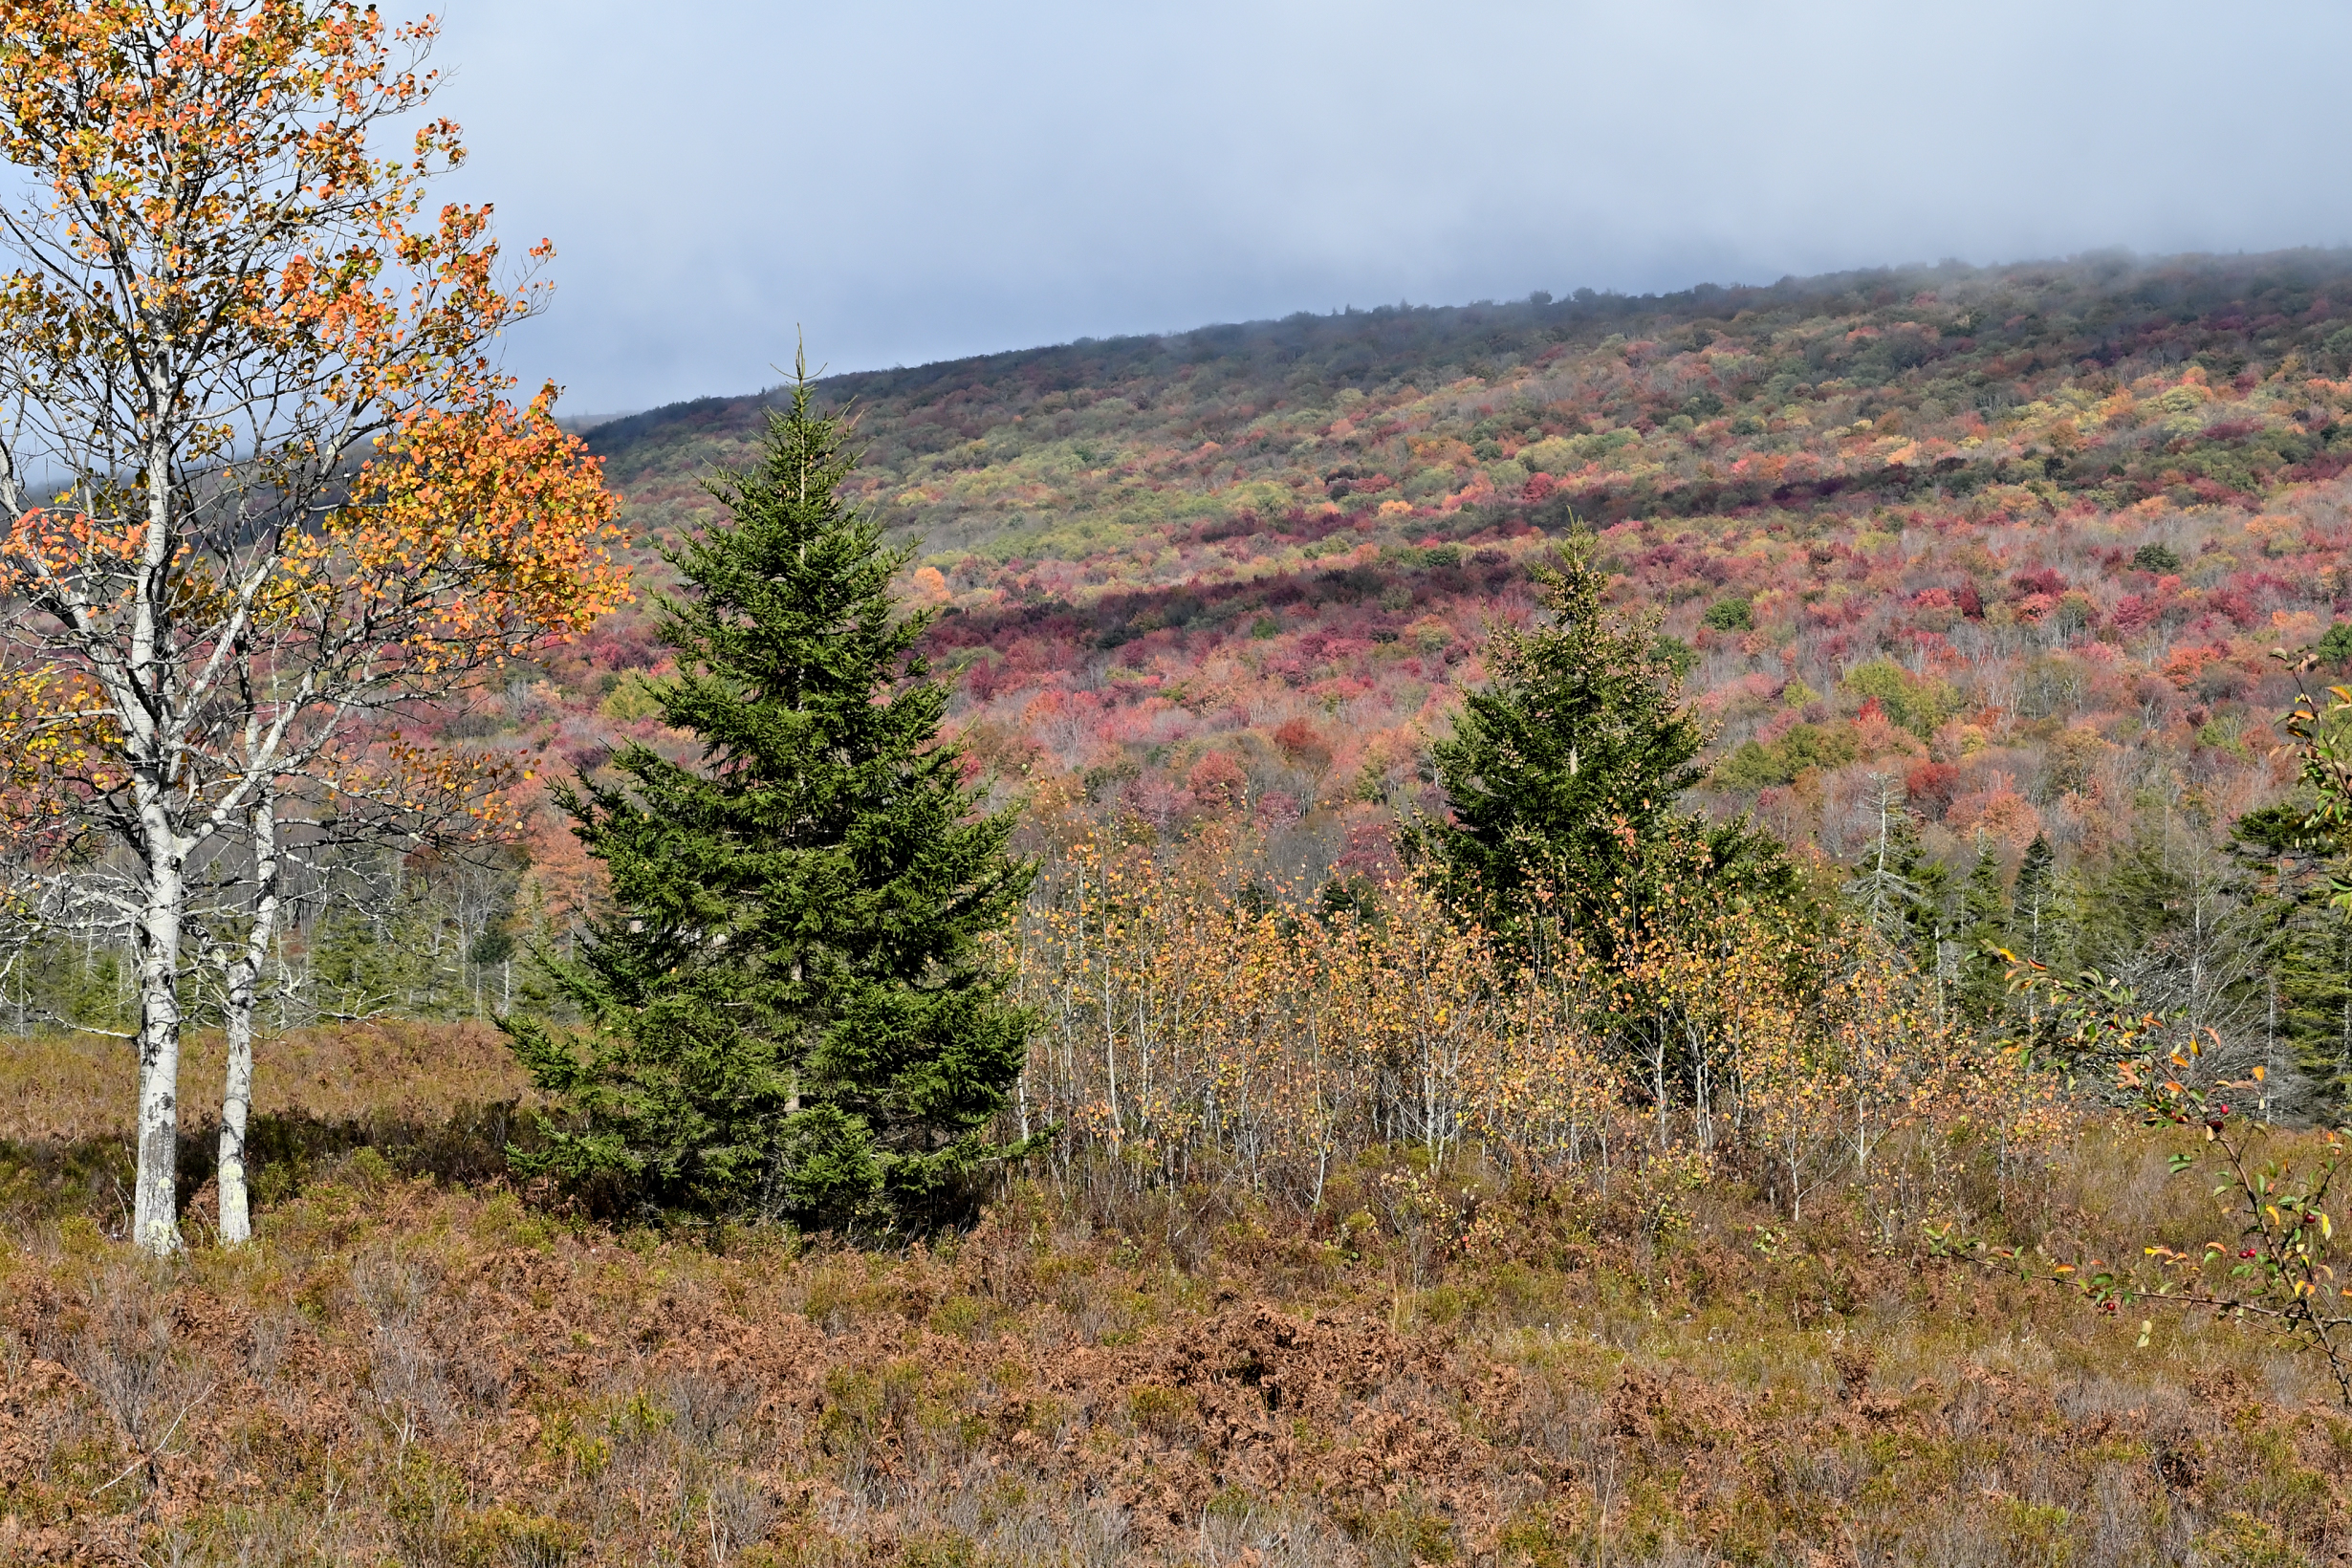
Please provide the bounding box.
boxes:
[14,7,2352,1568]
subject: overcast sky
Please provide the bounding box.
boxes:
[425,0,2352,414]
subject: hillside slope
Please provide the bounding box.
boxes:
[601,250,2352,556]
[558,250,2352,888]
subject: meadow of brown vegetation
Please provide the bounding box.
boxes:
[3,1030,2350,1567]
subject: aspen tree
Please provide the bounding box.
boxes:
[0,2,621,1252]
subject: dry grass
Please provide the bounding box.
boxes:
[0,1020,529,1145]
[1,1027,2348,1566]
[0,1021,533,1246]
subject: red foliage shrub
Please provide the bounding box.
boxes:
[1185,751,1247,812]
[1271,717,1332,773]
[1905,761,1959,819]
[2207,585,2260,627]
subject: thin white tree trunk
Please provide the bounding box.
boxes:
[1651,1023,1670,1150]
[218,779,279,1245]
[131,814,186,1255]
[129,424,185,1257]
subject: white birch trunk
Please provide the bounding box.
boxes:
[128,422,185,1257]
[218,778,279,1245]
[131,812,186,1255]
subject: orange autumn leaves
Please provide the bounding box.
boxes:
[0,0,625,852]
[0,393,623,840]
[289,387,626,670]
[1010,834,1511,1195]
[0,0,529,416]
[0,664,108,846]
[2,392,621,657]
[1005,825,2066,1228]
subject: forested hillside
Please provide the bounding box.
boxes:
[530,250,2352,1093]
[14,249,2352,1097]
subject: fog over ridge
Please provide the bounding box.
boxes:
[426,0,2352,413]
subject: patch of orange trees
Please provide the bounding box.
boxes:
[1002,820,2068,1247]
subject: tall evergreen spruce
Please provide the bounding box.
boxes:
[1410,530,1789,958]
[2013,832,2058,965]
[2232,801,2352,1102]
[506,369,1036,1230]
[1954,834,2013,1026]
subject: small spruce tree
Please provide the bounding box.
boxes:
[506,365,1035,1230]
[1954,833,2014,1026]
[2013,832,2058,964]
[1411,530,1789,959]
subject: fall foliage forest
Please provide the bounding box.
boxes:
[78,247,2348,1099]
[15,242,2352,1567]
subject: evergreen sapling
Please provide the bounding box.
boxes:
[505,365,1036,1230]
[1409,530,1789,960]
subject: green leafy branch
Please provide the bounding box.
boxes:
[2276,648,2352,913]
[1928,958,2352,1406]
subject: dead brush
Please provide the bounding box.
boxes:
[659,1364,759,1452]
[60,1264,175,1451]
[354,1252,458,1437]
[0,1020,527,1148]
[1826,1334,1876,1402]
[242,1297,299,1383]
[698,1468,774,1566]
[1195,1492,1357,1568]
[572,1387,694,1554]
[11,1123,2352,1565]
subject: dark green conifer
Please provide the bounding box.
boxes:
[2315,621,2352,669]
[2232,801,2352,1103]
[1410,530,1789,960]
[1954,834,2013,1026]
[505,366,1036,1231]
[2013,832,2058,964]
